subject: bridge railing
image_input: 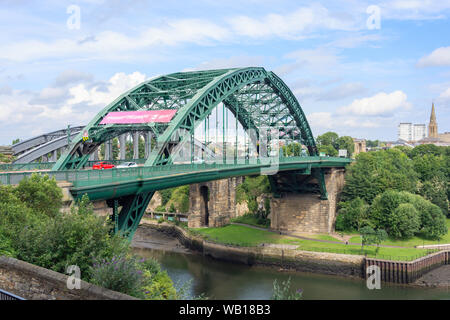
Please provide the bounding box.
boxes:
[0,156,351,187]
[0,159,149,172]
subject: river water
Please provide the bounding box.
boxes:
[132,228,450,300]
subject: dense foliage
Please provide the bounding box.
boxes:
[156,186,190,213]
[90,255,176,299]
[337,145,449,240]
[316,131,355,157]
[236,175,271,225]
[0,173,177,299]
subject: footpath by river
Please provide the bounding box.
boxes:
[130,225,450,300]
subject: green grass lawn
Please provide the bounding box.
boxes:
[307,234,342,242]
[193,224,432,261]
[348,219,450,247]
[230,214,270,228]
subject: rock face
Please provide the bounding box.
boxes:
[147,191,162,212]
[270,168,346,234]
[188,177,245,228]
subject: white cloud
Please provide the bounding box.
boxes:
[337,91,411,116]
[191,55,265,71]
[0,71,148,144]
[417,46,450,67]
[307,112,333,129]
[0,19,231,62]
[67,71,147,106]
[381,0,450,20]
[439,87,450,99]
[228,4,356,39]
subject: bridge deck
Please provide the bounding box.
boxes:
[0,156,351,201]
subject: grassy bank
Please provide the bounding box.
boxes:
[348,219,450,247]
[230,214,270,228]
[193,224,434,261]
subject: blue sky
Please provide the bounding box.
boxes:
[1,0,450,144]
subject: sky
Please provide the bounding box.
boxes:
[0,0,450,145]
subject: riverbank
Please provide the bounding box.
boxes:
[413,265,450,288]
[137,220,365,278]
[132,224,191,254]
[133,220,450,287]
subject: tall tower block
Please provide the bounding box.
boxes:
[428,103,438,138]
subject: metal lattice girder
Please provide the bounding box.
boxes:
[110,191,154,239]
[12,126,85,156]
[52,67,318,171]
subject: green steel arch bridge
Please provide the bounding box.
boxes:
[1,67,351,238]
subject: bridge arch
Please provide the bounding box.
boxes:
[53,67,317,171]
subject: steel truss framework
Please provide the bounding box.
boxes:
[52,67,321,238]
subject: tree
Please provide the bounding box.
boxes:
[12,138,20,145]
[412,153,448,216]
[316,132,339,148]
[336,136,355,157]
[15,194,129,278]
[282,142,302,157]
[15,173,62,217]
[360,226,387,254]
[318,144,338,156]
[341,149,418,204]
[389,203,421,239]
[409,144,444,158]
[236,175,271,216]
[335,198,370,232]
[366,140,379,148]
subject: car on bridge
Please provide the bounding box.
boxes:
[92,162,115,170]
[116,162,138,168]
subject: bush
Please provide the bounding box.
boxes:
[14,194,129,279]
[90,256,176,300]
[420,203,448,239]
[335,198,369,232]
[90,255,144,297]
[389,203,421,239]
[15,173,62,217]
[0,230,15,257]
[271,278,302,300]
[369,190,447,239]
[341,149,418,204]
[236,176,271,216]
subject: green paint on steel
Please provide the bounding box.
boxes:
[52,67,318,171]
[45,67,338,238]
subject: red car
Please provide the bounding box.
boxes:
[92,162,115,170]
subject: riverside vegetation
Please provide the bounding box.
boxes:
[336,144,449,243]
[0,173,179,299]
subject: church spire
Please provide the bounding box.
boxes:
[430,102,436,122]
[428,102,438,138]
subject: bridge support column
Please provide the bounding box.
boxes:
[105,140,112,160]
[188,177,244,228]
[119,134,127,160]
[144,132,151,158]
[133,132,139,159]
[270,168,345,234]
[109,191,154,239]
[51,150,57,162]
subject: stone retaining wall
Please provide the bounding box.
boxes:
[0,256,137,300]
[143,222,365,278]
